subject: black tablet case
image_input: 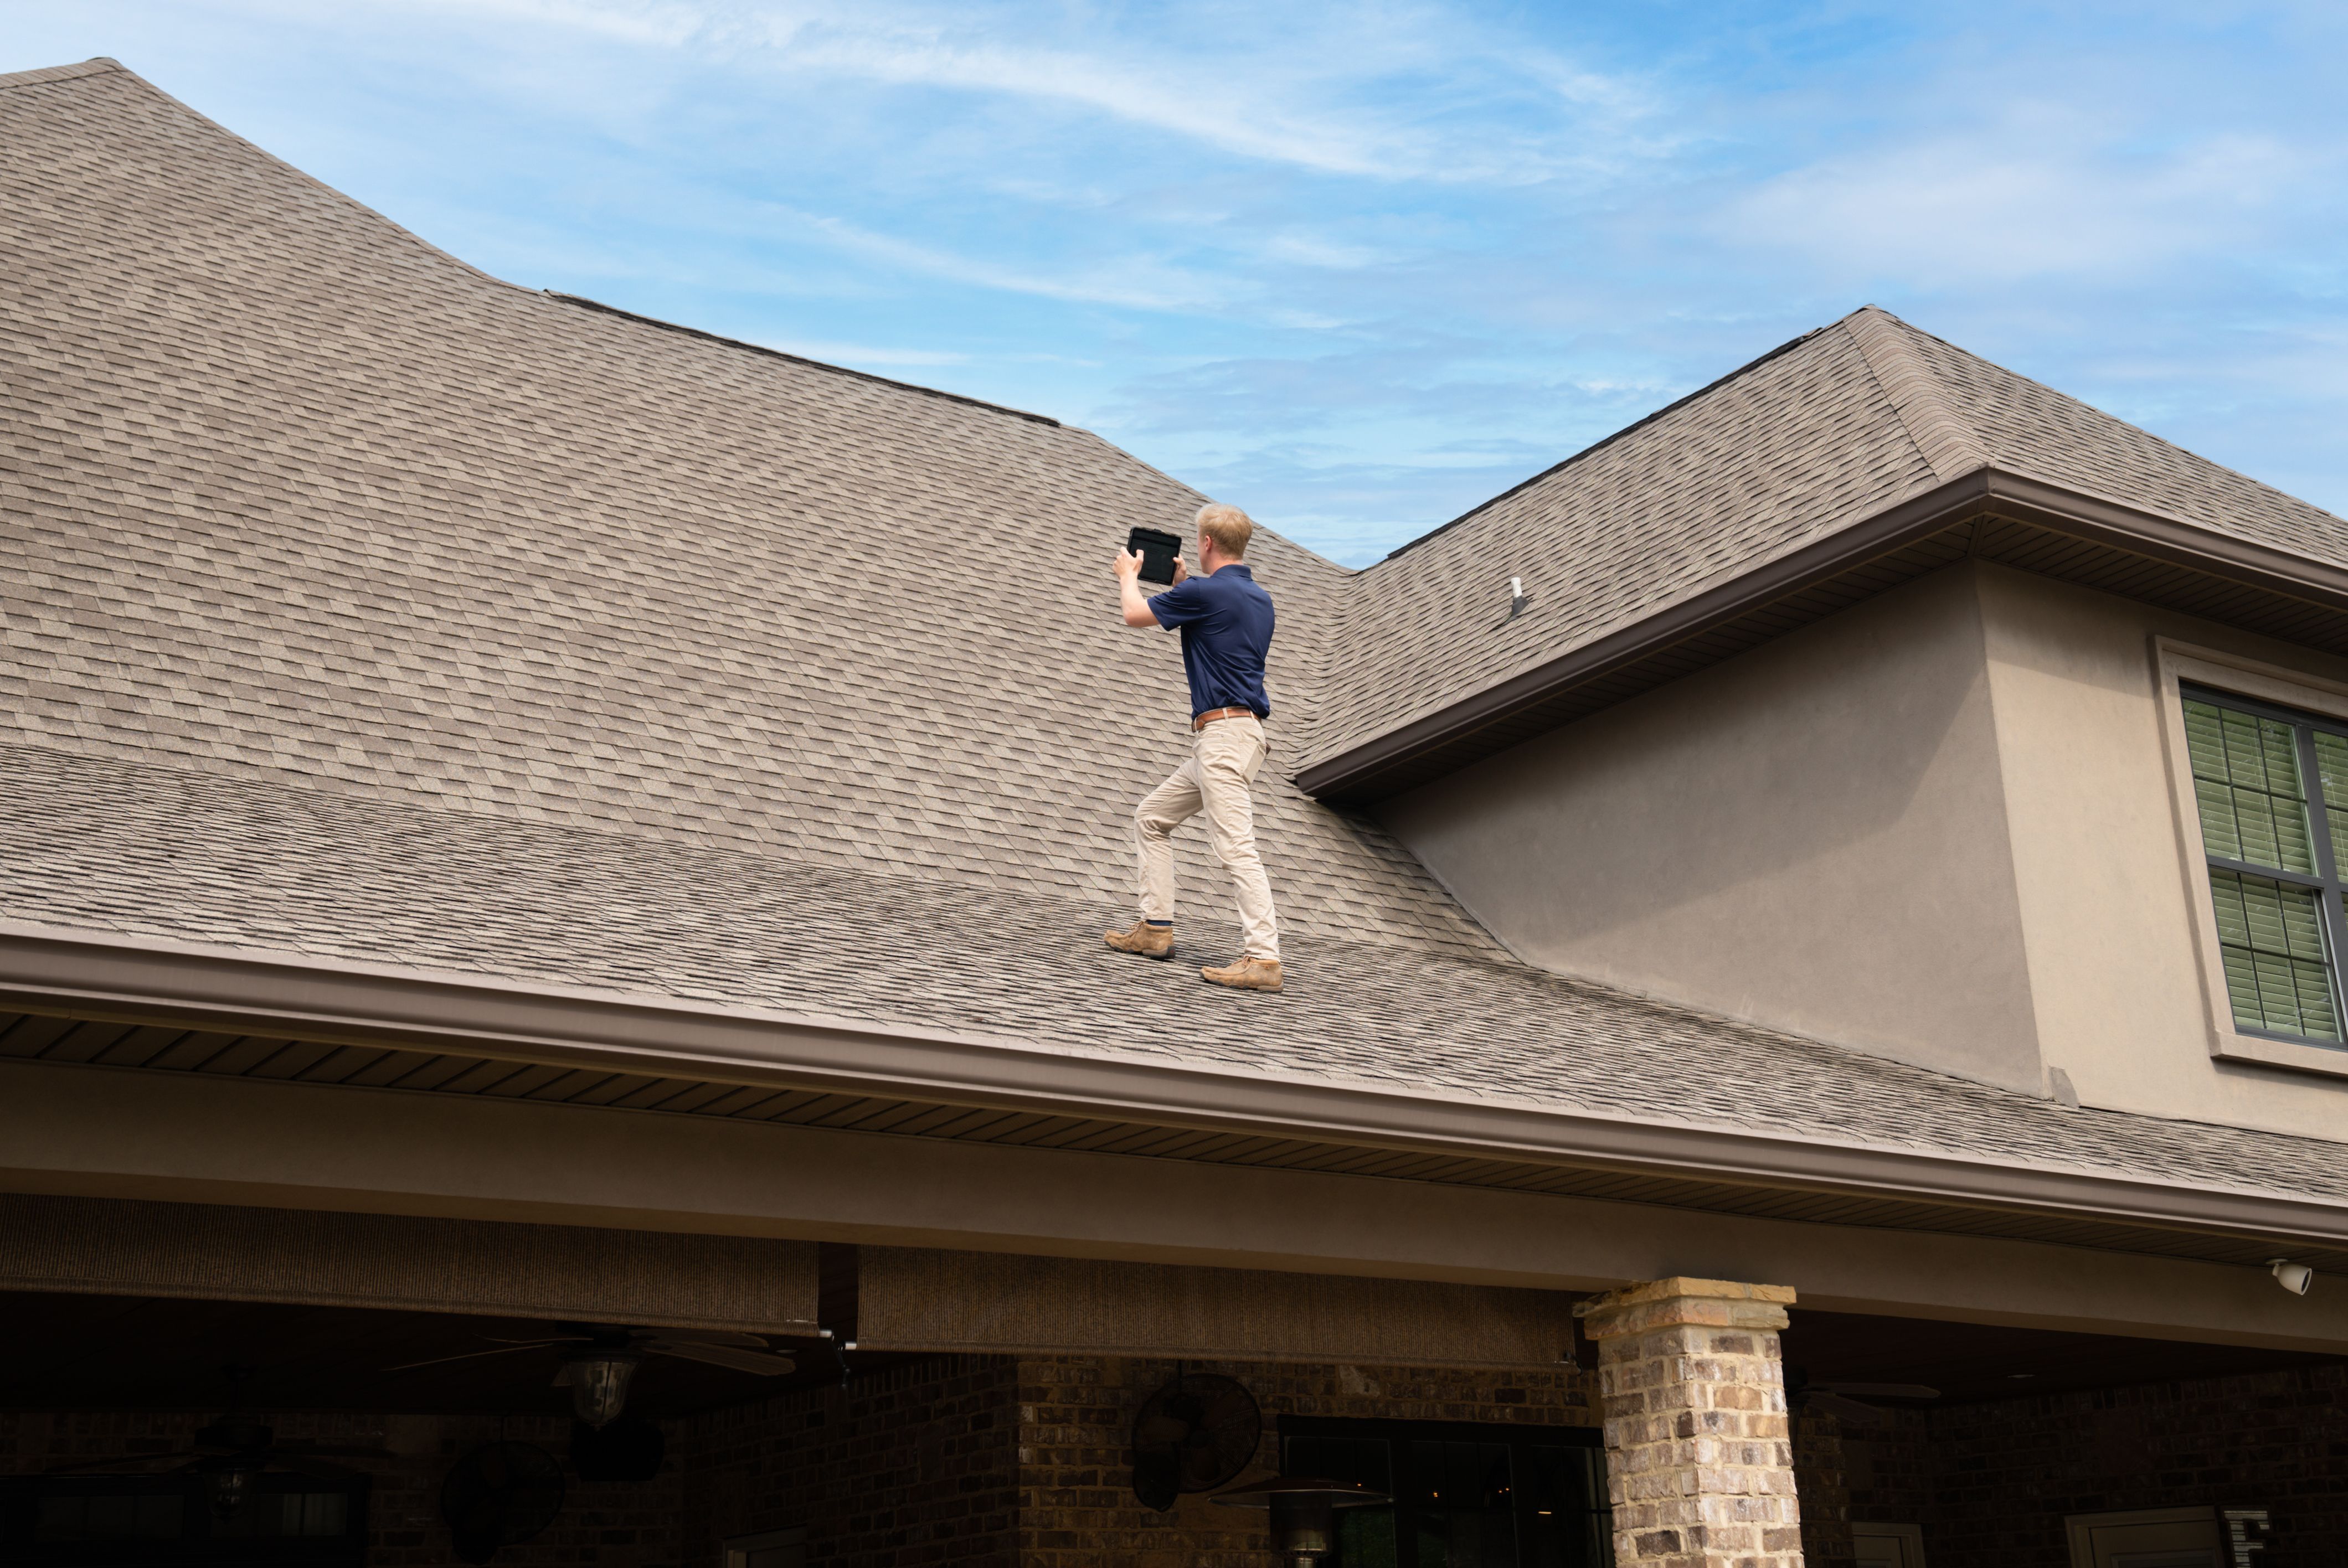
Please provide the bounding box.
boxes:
[1127,527,1183,585]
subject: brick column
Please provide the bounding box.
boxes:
[1577,1276,1804,1568]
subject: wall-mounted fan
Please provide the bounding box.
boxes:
[1785,1367,1941,1426]
[1130,1371,1262,1513]
[441,1441,565,1566]
[387,1322,796,1425]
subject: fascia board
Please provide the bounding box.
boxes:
[1298,466,2348,801]
[3,920,2345,1251]
[1979,470,2348,610]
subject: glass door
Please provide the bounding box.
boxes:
[1282,1419,1611,1568]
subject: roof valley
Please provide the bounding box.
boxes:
[1841,306,1992,481]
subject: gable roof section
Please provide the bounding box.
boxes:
[1296,319,1937,770]
[1298,306,2348,801]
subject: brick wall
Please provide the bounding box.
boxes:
[1792,1411,1853,1568]
[1,1409,682,1568]
[675,1355,1017,1568]
[1015,1355,1604,1568]
[1845,1360,2348,1566]
[15,1355,2336,1566]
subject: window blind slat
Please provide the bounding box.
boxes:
[2184,693,2341,1043]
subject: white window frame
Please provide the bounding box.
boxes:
[2154,636,2348,1080]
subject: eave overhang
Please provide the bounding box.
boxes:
[4,920,2345,1256]
[1297,467,2348,804]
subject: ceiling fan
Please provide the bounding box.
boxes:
[1784,1367,1940,1426]
[385,1323,798,1426]
[47,1367,392,1519]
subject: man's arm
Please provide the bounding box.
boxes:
[1114,547,1187,628]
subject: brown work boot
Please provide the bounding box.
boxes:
[1201,956,1283,992]
[1105,920,1174,959]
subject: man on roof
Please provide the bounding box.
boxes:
[1106,503,1284,993]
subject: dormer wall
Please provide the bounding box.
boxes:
[1380,563,2046,1094]
[1380,558,2348,1138]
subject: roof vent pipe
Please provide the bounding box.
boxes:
[1507,577,1527,621]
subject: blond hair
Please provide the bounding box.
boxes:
[1195,503,1255,559]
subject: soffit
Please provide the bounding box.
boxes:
[7,1012,2347,1286]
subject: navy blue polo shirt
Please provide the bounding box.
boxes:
[1149,564,1275,719]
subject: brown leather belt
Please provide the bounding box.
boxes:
[1192,706,1257,732]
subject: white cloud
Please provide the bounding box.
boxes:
[780,204,1240,312]
[1722,105,2324,284]
[401,0,1659,185]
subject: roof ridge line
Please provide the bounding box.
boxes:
[0,58,125,92]
[544,292,1062,429]
[1842,305,1990,480]
[1374,320,1842,565]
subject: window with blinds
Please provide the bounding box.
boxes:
[2183,688,2348,1043]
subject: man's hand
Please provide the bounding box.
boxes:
[1168,553,1188,585]
[1115,546,1161,627]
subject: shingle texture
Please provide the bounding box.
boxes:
[1299,323,1939,764]
[0,60,1486,959]
[5,61,2346,1200]
[11,738,2347,1203]
[1301,310,2348,774]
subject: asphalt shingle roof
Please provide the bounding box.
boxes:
[12,737,2347,1204]
[0,58,1488,961]
[1300,308,2348,773]
[4,59,2344,1201]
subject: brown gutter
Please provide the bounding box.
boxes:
[1981,470,2348,609]
[5,920,2346,1252]
[1297,467,2348,802]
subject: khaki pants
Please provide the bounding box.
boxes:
[1134,714,1279,960]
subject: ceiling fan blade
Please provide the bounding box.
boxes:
[272,1453,362,1482]
[1813,1382,1940,1401]
[381,1342,562,1373]
[484,1335,595,1345]
[645,1339,798,1376]
[44,1452,200,1476]
[303,1446,400,1460]
[635,1328,769,1349]
[1804,1391,1891,1427]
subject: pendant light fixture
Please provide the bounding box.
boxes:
[1211,1476,1390,1566]
[557,1351,642,1428]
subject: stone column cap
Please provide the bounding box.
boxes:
[1573,1276,1795,1338]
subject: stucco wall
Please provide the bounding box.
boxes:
[1378,556,2348,1137]
[1378,564,2047,1093]
[1975,563,2348,1138]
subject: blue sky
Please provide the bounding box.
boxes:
[7,2,2344,565]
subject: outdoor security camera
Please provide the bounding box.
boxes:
[2270,1258,2314,1296]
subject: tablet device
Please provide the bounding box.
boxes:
[1126,526,1183,585]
